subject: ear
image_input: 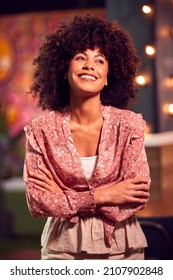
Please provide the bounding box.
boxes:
[105,77,108,86]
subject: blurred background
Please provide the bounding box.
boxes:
[0,0,173,260]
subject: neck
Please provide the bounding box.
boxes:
[70,97,102,125]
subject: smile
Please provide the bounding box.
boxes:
[78,74,97,81]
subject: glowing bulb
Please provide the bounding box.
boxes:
[146,123,152,134]
[168,104,173,115]
[142,5,152,14]
[164,76,173,87]
[145,45,155,56]
[136,75,147,86]
[163,103,173,115]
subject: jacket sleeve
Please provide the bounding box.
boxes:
[98,114,151,222]
[23,124,96,219]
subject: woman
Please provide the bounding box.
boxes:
[24,14,150,260]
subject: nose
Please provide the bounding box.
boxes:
[82,59,95,71]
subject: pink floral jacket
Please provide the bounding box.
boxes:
[23,105,150,246]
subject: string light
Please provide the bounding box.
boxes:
[168,104,173,115]
[142,5,152,14]
[145,45,156,56]
[145,123,152,134]
[136,75,148,86]
[164,76,173,87]
[163,104,173,115]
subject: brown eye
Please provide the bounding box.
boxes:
[96,59,104,64]
[75,55,85,61]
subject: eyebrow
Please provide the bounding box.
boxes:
[76,52,107,60]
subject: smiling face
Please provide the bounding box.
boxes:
[67,48,108,100]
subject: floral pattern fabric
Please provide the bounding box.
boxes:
[23,105,150,252]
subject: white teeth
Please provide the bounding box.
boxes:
[80,75,96,81]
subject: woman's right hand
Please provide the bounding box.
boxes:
[94,177,150,206]
[29,165,63,193]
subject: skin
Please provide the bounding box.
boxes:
[29,48,150,206]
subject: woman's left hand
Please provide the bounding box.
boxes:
[29,165,62,193]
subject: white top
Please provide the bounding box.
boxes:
[80,155,98,179]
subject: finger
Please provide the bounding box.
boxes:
[129,177,149,184]
[129,183,149,192]
[30,171,51,184]
[33,185,48,192]
[29,178,52,191]
[38,165,53,180]
[135,184,150,192]
[134,190,150,198]
[130,197,149,204]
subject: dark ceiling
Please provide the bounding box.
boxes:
[0,0,105,15]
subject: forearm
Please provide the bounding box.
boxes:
[26,183,96,218]
[93,177,149,222]
[94,188,108,205]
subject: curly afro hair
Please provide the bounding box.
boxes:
[30,14,140,110]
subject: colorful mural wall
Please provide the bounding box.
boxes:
[0,8,106,178]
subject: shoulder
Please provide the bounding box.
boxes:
[107,106,145,125]
[31,110,61,126]
[107,106,146,136]
[24,110,62,137]
[119,108,145,127]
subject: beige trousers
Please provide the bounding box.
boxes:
[41,248,144,260]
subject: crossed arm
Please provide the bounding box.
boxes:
[29,165,149,205]
[24,109,151,222]
[24,134,150,222]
